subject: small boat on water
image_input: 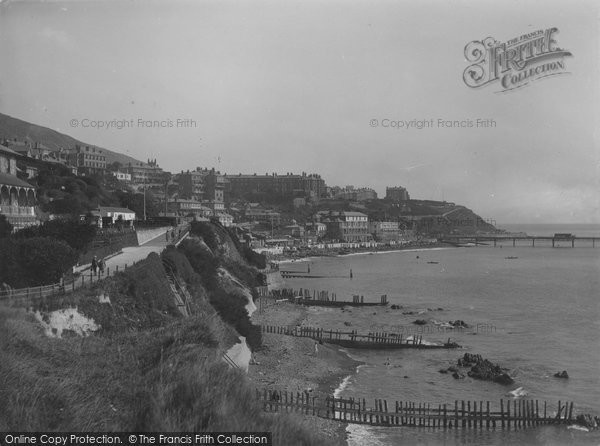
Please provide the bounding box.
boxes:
[427,261,439,264]
[504,256,519,259]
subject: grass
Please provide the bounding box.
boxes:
[0,223,328,444]
[0,305,325,444]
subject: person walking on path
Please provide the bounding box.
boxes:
[98,258,105,275]
[91,256,98,275]
[314,341,319,357]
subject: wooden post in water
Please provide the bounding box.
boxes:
[467,401,471,428]
[568,402,573,422]
[480,400,483,428]
[384,400,389,424]
[501,399,505,428]
[462,401,466,428]
[486,401,490,429]
[454,400,459,429]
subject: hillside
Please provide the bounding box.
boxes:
[0,223,324,444]
[0,112,145,167]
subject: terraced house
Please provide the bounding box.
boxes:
[0,144,38,230]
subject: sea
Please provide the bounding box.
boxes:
[282,224,600,445]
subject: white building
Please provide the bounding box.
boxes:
[94,206,136,228]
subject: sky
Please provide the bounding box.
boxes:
[0,0,598,224]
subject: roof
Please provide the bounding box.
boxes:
[0,172,35,188]
[97,206,135,214]
[0,144,19,156]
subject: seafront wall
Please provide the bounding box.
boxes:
[136,226,169,245]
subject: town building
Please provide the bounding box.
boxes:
[386,186,410,202]
[282,224,305,238]
[0,144,38,230]
[113,171,132,182]
[331,186,378,201]
[203,168,226,212]
[93,206,136,228]
[305,221,327,237]
[321,211,371,242]
[178,169,205,200]
[244,208,281,227]
[67,145,106,174]
[369,221,403,242]
[126,159,167,189]
[215,212,234,227]
[167,199,212,219]
[224,172,326,201]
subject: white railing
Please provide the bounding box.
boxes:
[0,205,35,216]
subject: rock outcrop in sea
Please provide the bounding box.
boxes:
[451,353,515,385]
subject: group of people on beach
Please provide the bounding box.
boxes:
[91,256,105,275]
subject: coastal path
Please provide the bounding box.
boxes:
[0,224,190,307]
[257,388,576,430]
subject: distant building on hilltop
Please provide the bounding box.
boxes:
[178,167,226,213]
[126,159,167,189]
[178,169,205,200]
[67,145,107,174]
[386,186,410,202]
[224,172,326,202]
[331,186,378,201]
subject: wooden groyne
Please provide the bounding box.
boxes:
[262,288,388,307]
[256,388,576,430]
[261,325,459,349]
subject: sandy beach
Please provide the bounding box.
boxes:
[248,300,362,446]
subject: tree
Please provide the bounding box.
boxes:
[0,237,76,287]
[107,161,122,172]
[0,215,13,238]
[15,219,97,252]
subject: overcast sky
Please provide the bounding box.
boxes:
[0,0,598,224]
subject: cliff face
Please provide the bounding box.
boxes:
[0,223,324,444]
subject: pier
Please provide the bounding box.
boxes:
[442,234,599,248]
[256,388,575,430]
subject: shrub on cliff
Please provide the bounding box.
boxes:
[208,289,262,351]
[15,219,97,253]
[225,227,266,269]
[190,221,219,251]
[0,215,13,238]
[0,237,76,287]
[178,238,220,291]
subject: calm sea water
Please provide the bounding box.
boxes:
[283,224,600,445]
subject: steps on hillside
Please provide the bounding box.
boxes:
[161,258,190,317]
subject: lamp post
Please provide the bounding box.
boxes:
[143,175,147,221]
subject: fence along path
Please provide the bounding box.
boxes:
[256,389,575,430]
[0,225,191,305]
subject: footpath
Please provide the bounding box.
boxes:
[74,226,184,275]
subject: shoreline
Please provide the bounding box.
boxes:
[248,301,362,446]
[272,241,455,265]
